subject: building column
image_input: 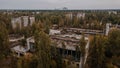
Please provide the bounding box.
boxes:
[18,52,20,57]
[71,50,72,56]
[66,50,68,55]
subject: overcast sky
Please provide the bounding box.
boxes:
[0,0,120,9]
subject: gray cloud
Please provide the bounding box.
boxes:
[0,0,120,9]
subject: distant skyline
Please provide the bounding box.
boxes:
[0,0,120,9]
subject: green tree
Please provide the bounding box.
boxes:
[44,25,50,34]
[14,22,21,34]
[106,29,120,67]
[0,22,9,60]
[108,29,120,56]
[34,24,51,68]
[51,42,63,68]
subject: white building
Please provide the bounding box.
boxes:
[11,17,22,29]
[105,23,111,36]
[11,45,28,57]
[51,34,89,51]
[26,34,89,67]
[11,16,35,29]
[22,16,29,27]
[108,11,117,15]
[77,13,85,19]
[30,17,35,26]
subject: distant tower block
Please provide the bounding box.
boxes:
[30,17,35,25]
[11,17,22,29]
[22,16,29,27]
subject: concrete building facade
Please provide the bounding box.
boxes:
[11,16,35,29]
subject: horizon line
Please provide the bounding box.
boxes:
[0,8,120,11]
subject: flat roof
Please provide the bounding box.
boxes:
[11,45,28,53]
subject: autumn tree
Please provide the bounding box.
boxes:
[79,35,86,57]
[87,35,107,68]
[79,35,87,68]
[58,17,64,27]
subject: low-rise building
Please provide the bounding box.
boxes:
[11,45,28,57]
[64,28,104,35]
[26,34,89,67]
[9,34,27,57]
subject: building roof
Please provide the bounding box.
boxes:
[11,45,28,54]
[9,34,24,42]
[49,29,61,35]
